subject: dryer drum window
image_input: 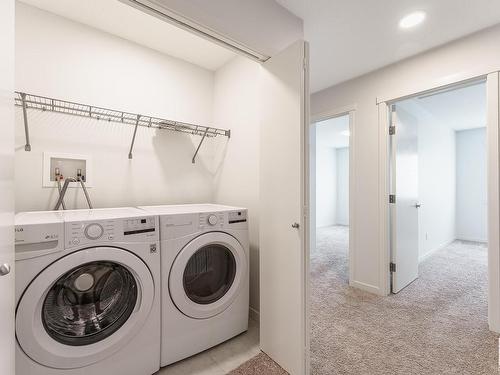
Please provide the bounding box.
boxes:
[42,261,138,346]
[183,244,236,305]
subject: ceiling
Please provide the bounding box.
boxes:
[275,0,500,93]
[398,80,486,131]
[315,114,349,149]
[19,0,237,71]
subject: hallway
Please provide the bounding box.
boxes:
[311,226,497,375]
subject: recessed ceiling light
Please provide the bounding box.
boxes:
[341,130,350,137]
[399,11,426,29]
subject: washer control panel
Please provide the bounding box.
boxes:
[84,223,104,240]
[67,216,157,247]
[123,217,156,236]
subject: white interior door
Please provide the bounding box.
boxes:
[0,0,15,374]
[390,104,419,293]
[259,40,309,375]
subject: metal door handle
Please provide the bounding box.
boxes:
[0,263,11,276]
[414,203,421,208]
[292,223,300,229]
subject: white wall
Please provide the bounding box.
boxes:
[309,123,317,253]
[315,145,336,227]
[311,24,500,294]
[336,147,349,226]
[418,110,456,259]
[211,56,261,315]
[15,3,218,212]
[314,115,349,228]
[456,128,487,242]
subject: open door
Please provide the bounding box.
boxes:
[390,104,419,293]
[259,40,309,375]
[0,1,15,374]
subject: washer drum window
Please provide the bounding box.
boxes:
[42,261,137,346]
[183,244,236,305]
[169,232,247,319]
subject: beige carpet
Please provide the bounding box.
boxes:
[311,226,498,375]
[228,352,288,375]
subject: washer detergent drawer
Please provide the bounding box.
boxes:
[15,222,64,261]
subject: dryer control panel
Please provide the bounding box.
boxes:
[160,209,248,240]
[199,210,248,230]
[228,210,247,224]
[66,216,158,247]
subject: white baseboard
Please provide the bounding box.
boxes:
[418,239,455,263]
[249,307,260,323]
[316,224,349,229]
[456,236,487,243]
[349,280,381,295]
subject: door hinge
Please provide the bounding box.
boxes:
[389,125,396,135]
[389,194,396,203]
[390,262,396,272]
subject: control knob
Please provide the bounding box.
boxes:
[84,223,104,240]
[207,214,218,226]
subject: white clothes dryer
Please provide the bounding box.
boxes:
[138,204,249,366]
[15,208,161,375]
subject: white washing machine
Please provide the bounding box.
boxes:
[15,208,161,375]
[138,204,249,366]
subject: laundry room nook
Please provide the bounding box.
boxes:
[11,0,308,375]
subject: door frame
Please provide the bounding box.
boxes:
[0,0,15,374]
[310,105,357,289]
[377,73,500,332]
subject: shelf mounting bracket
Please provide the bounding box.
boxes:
[192,127,209,164]
[20,92,31,151]
[128,114,141,159]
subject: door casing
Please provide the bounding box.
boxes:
[310,107,357,290]
[378,73,500,332]
[0,0,15,374]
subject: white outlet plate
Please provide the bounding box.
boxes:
[43,152,93,188]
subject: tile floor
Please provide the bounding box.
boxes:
[156,318,260,375]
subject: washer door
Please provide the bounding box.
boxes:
[169,232,247,319]
[16,247,154,369]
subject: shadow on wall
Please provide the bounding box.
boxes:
[149,128,229,204]
[14,109,230,212]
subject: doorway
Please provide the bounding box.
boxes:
[309,111,353,373]
[313,113,350,280]
[388,79,488,299]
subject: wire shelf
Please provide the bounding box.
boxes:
[14,91,230,138]
[15,91,230,161]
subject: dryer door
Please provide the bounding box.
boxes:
[169,232,247,319]
[16,247,155,369]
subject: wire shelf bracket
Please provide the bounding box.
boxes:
[192,127,209,164]
[20,93,31,151]
[128,114,141,159]
[14,91,231,162]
